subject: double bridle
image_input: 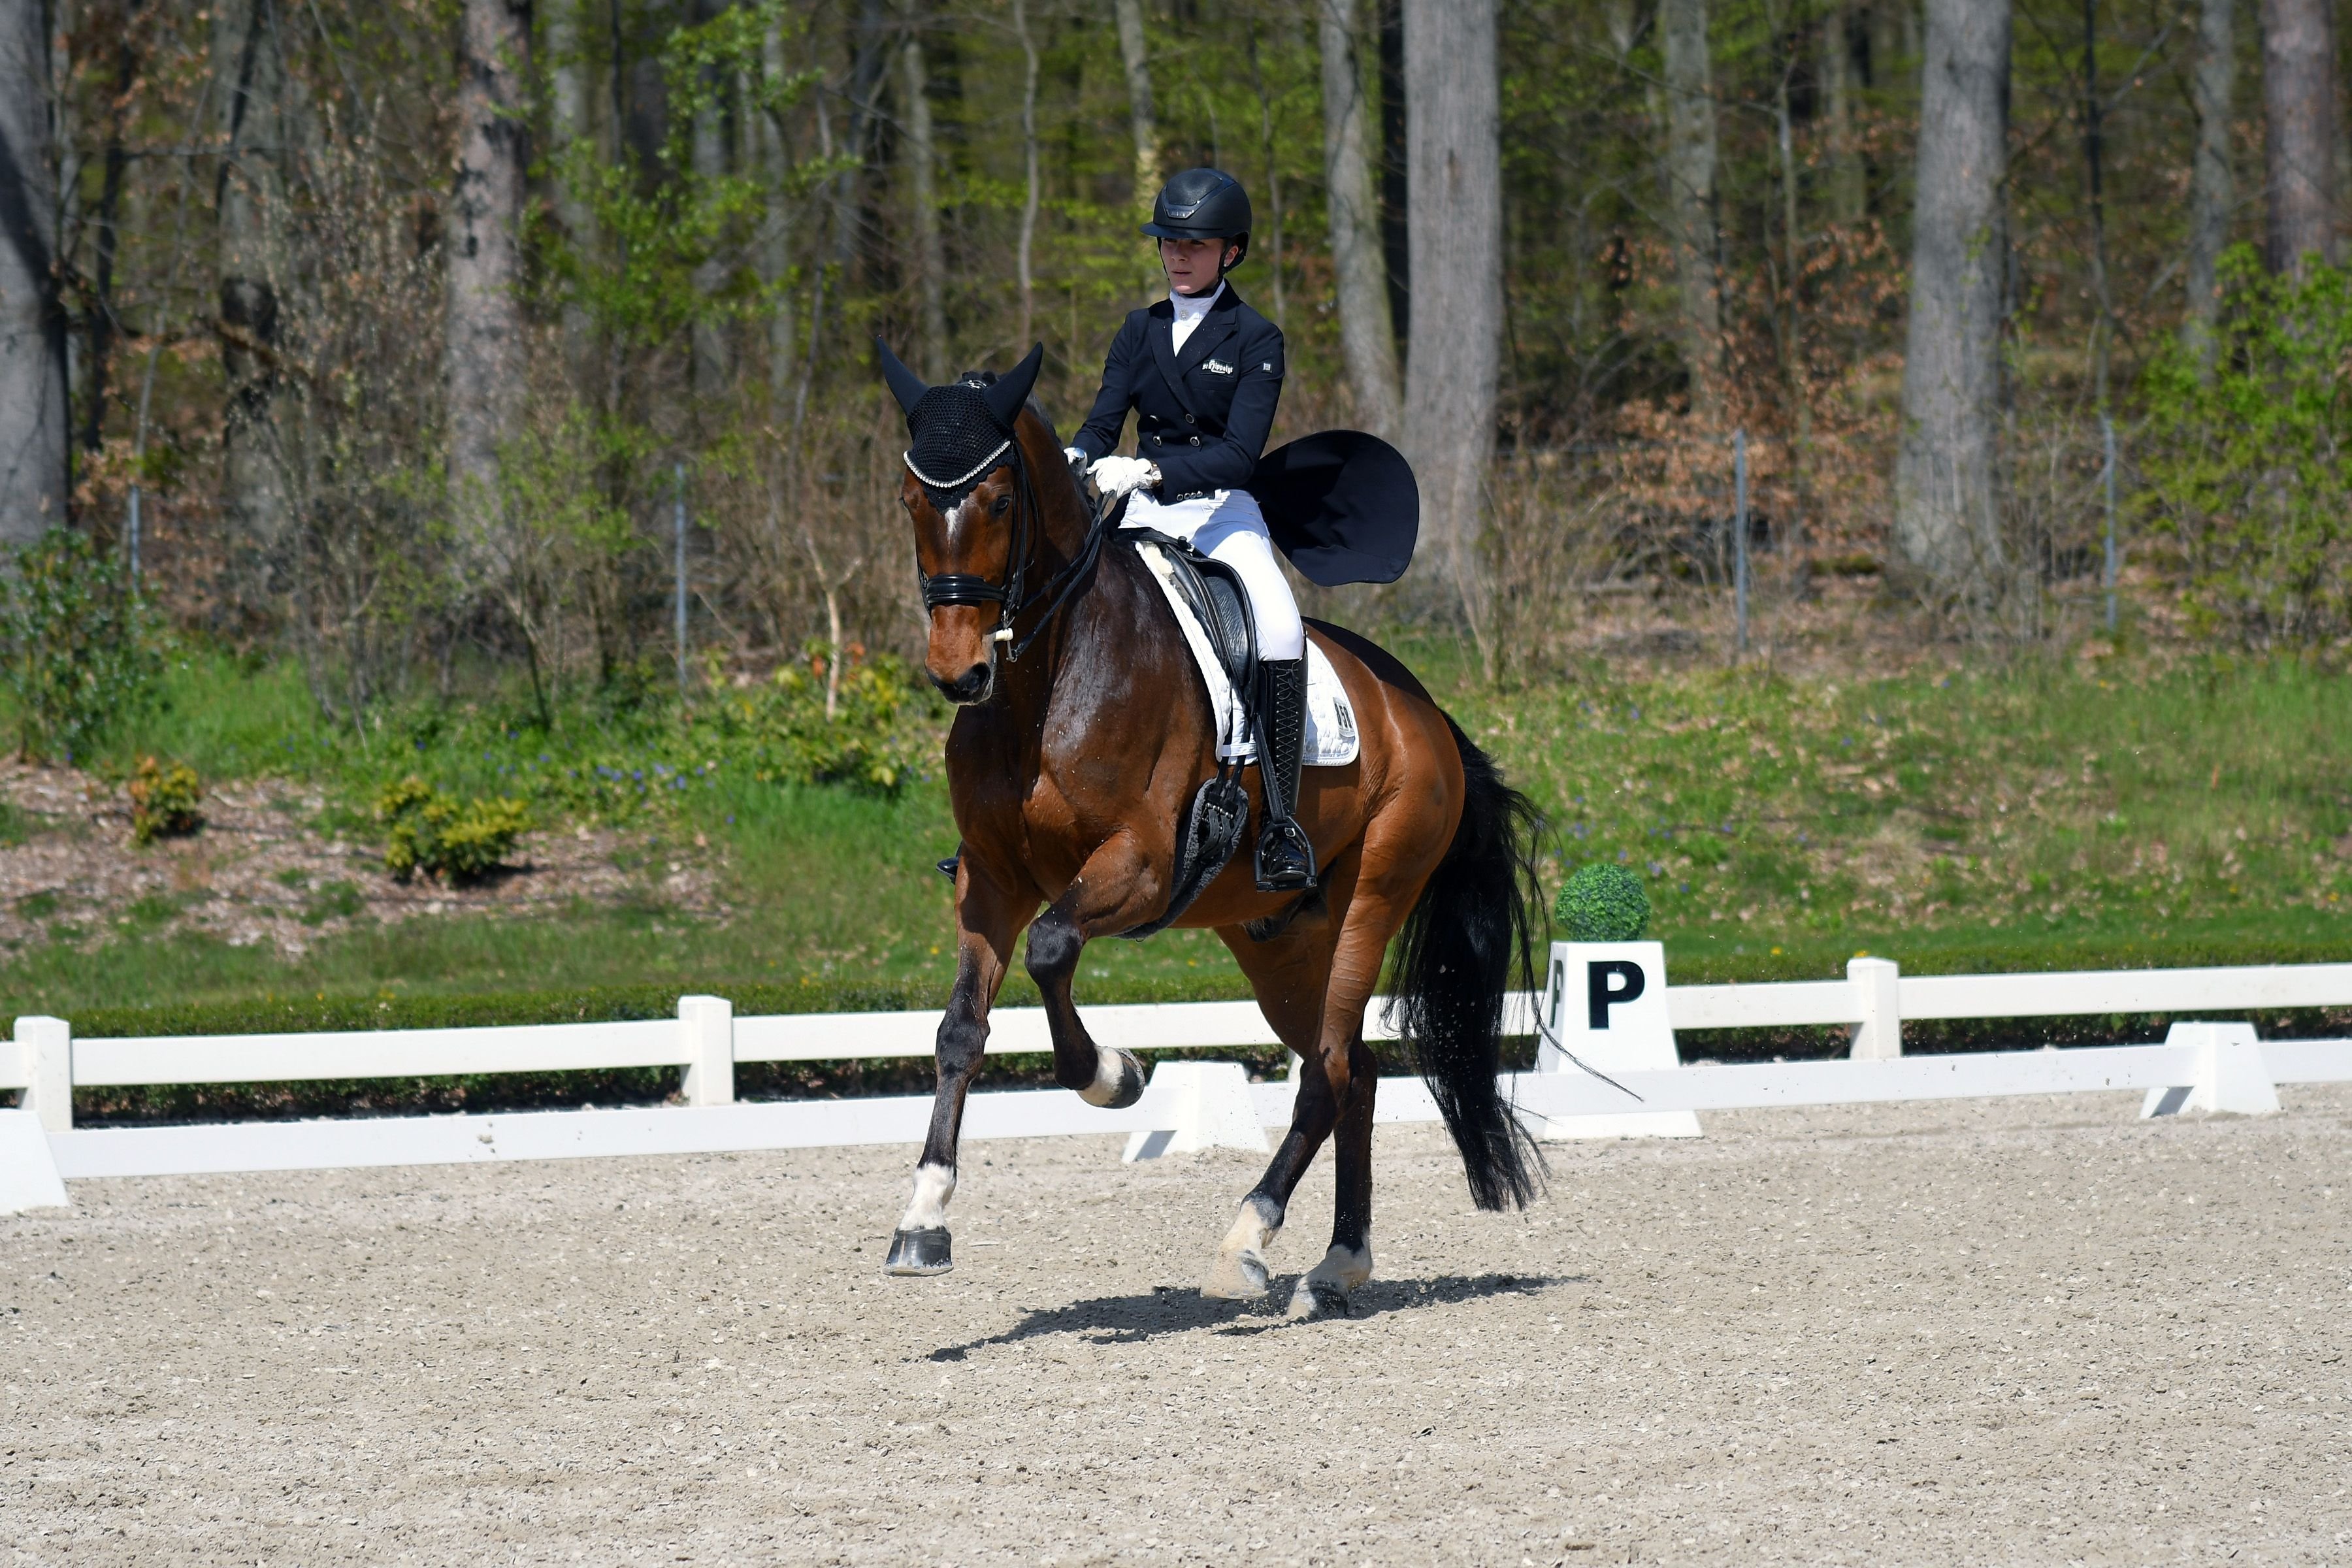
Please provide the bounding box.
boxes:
[908,438,1115,665]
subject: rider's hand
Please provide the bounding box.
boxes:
[1088,455,1157,500]
[1062,446,1088,472]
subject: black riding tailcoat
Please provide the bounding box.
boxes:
[1069,285,1285,503]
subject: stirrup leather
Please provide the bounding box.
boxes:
[1251,657,1317,892]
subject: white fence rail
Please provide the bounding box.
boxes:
[5,954,2352,1211]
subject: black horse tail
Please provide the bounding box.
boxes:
[1386,715,1546,1212]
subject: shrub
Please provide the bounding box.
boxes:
[1554,862,1651,941]
[696,642,935,796]
[127,756,203,844]
[377,776,532,883]
[0,529,160,762]
[2139,247,2352,643]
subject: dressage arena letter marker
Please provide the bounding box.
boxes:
[2140,1021,2281,1118]
[0,1111,68,1215]
[1532,941,1700,1141]
[1123,1060,1270,1161]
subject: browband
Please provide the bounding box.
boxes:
[904,440,1013,492]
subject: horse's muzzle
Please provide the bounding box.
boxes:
[930,661,995,706]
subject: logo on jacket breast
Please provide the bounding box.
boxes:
[1203,357,1235,375]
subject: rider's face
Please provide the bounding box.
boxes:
[1160,236,1239,297]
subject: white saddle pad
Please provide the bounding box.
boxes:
[1134,540,1360,766]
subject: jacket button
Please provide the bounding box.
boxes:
[1185,413,1196,424]
[1188,436,1201,446]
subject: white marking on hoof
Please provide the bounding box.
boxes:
[1077,1045,1145,1108]
[1287,1242,1372,1318]
[1201,1196,1281,1300]
[896,1162,956,1233]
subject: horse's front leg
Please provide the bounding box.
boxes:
[885,860,1027,1277]
[1026,830,1168,1110]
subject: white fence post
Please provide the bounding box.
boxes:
[16,1016,72,1132]
[2142,1022,2279,1117]
[678,996,735,1107]
[1848,958,1902,1060]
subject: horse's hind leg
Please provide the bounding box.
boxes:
[885,861,1026,1277]
[1290,1032,1377,1318]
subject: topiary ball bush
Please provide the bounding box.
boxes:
[1554,862,1650,942]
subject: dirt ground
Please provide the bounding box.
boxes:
[0,761,719,959]
[4,1088,2350,1565]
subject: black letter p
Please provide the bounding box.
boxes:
[1587,959,1646,1029]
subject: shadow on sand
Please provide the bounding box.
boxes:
[924,1271,1586,1360]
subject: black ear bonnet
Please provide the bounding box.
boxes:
[877,340,1045,513]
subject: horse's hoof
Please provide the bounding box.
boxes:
[1200,1248,1271,1300]
[1287,1245,1370,1316]
[883,1227,953,1276]
[1079,1045,1146,1109]
[1288,1277,1351,1319]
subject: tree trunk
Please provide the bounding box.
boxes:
[446,0,532,557]
[548,0,598,391]
[1319,0,1400,439]
[2185,0,2234,368]
[1111,0,1156,204]
[691,1,733,397]
[83,7,138,458]
[1659,0,1722,419]
[1013,0,1039,350]
[1401,0,1501,625]
[757,16,797,409]
[901,19,947,381]
[0,0,67,545]
[1247,26,1285,325]
[2261,0,2336,273]
[1893,0,2010,589]
[2079,0,2112,409]
[1821,3,1866,224]
[212,0,292,598]
[1377,0,1408,348]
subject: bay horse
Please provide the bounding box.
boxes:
[879,343,1542,1316]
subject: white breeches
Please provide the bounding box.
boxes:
[1120,489,1305,661]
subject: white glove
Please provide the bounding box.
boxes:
[1088,455,1158,500]
[1062,446,1089,471]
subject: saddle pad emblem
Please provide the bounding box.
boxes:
[1203,357,1235,375]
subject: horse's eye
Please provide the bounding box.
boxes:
[990,495,1012,517]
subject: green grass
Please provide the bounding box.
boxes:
[7,644,2351,1024]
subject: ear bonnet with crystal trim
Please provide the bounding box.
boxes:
[878,340,1044,512]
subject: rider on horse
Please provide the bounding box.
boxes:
[1061,167,1317,896]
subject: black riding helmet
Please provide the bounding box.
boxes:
[1141,167,1252,271]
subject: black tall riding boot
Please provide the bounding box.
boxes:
[1252,657,1318,892]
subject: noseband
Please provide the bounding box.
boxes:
[907,439,1113,664]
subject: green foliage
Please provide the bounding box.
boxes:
[0,529,160,762]
[1554,861,1652,941]
[2140,248,2352,643]
[377,777,532,883]
[696,644,931,794]
[127,756,203,845]
[547,1,830,349]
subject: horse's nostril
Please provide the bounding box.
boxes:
[933,662,992,704]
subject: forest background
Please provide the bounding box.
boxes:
[4,0,2352,1060]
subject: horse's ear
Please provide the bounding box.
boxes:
[984,342,1045,431]
[874,337,928,416]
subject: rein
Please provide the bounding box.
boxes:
[913,444,1119,664]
